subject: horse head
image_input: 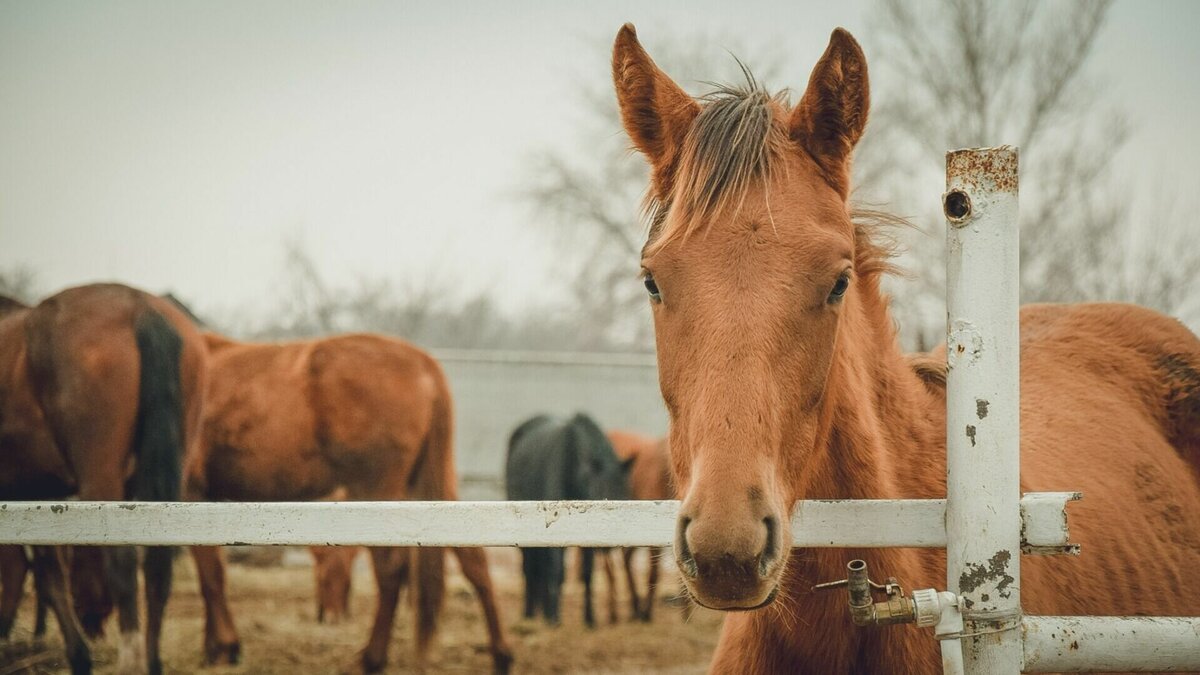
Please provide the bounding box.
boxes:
[569,413,633,501]
[614,24,876,610]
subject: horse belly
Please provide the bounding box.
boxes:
[202,441,338,502]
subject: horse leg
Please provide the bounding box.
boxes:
[644,546,661,622]
[189,546,239,664]
[600,549,618,624]
[77,482,140,673]
[69,546,112,639]
[580,548,596,628]
[33,550,49,639]
[0,544,28,639]
[31,545,91,674]
[143,546,173,675]
[101,545,144,675]
[621,547,641,621]
[450,547,513,674]
[519,549,537,619]
[359,547,409,674]
[545,549,563,626]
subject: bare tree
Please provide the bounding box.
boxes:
[237,241,604,351]
[859,0,1200,345]
[522,32,789,350]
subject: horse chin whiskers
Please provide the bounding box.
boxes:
[690,584,780,612]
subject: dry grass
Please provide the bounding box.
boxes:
[0,548,723,674]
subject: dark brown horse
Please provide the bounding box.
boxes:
[187,332,512,674]
[613,24,1200,672]
[0,283,207,674]
[607,430,672,622]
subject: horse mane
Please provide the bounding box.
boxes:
[569,412,616,464]
[160,292,208,329]
[906,351,948,390]
[641,68,902,279]
[202,332,238,353]
[0,295,29,318]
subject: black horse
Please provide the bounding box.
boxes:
[505,413,631,627]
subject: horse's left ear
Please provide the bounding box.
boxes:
[789,28,869,199]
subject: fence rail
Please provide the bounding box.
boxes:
[0,494,1076,549]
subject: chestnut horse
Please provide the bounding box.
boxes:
[186,333,512,674]
[0,284,207,675]
[612,24,1200,672]
[311,545,360,624]
[606,430,672,622]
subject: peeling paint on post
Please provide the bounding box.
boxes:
[945,146,1022,673]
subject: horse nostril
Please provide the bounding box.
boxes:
[676,516,697,578]
[758,516,779,578]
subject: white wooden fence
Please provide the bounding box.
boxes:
[2,147,1199,672]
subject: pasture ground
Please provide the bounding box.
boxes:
[0,547,723,674]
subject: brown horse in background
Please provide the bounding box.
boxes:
[0,544,48,641]
[606,431,672,622]
[311,545,360,624]
[187,332,512,674]
[0,283,207,675]
[613,24,1200,672]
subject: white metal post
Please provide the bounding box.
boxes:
[944,146,1023,673]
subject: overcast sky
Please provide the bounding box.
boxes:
[2,1,1197,320]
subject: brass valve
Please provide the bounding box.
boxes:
[814,559,918,626]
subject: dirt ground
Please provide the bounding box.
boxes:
[0,547,724,674]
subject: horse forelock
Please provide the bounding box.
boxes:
[0,295,29,318]
[644,70,789,254]
[640,70,903,279]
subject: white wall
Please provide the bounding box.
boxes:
[432,350,669,500]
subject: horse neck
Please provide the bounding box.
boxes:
[805,276,945,501]
[763,276,947,670]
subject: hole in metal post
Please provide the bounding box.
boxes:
[944,189,972,225]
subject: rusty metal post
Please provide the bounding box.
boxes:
[944,146,1022,673]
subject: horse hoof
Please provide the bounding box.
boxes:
[348,650,386,675]
[204,642,240,666]
[67,642,93,675]
[492,649,515,675]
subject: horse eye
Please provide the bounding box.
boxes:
[828,274,850,304]
[644,274,662,302]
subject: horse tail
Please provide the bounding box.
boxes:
[130,308,185,501]
[408,358,453,658]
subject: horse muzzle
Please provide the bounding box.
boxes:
[674,508,787,610]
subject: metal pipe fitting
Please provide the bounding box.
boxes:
[846,559,874,626]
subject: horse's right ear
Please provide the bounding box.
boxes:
[612,24,700,199]
[620,455,637,474]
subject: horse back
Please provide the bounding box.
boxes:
[1016,303,1200,616]
[506,416,571,501]
[196,333,443,500]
